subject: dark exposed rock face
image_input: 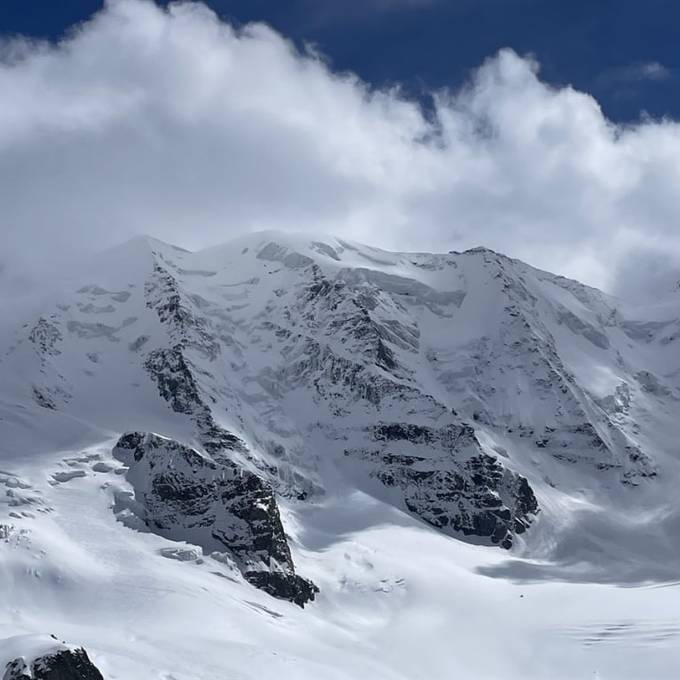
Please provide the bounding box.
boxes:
[347,423,539,549]
[113,432,317,606]
[244,570,318,608]
[32,387,56,410]
[143,265,253,457]
[145,263,220,360]
[397,453,538,549]
[28,318,62,357]
[143,347,245,454]
[263,263,543,547]
[3,648,103,680]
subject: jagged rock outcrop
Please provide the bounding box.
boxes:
[144,263,220,360]
[3,640,103,680]
[143,347,246,455]
[27,319,62,357]
[346,423,538,548]
[113,432,317,606]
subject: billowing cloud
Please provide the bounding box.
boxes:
[1,0,679,298]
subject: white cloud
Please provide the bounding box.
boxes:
[638,61,671,81]
[1,0,680,298]
[599,61,672,87]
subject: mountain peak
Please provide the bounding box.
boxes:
[107,234,192,256]
[2,229,679,680]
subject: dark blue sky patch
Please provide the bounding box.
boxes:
[0,0,676,122]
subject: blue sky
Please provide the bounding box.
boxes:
[0,0,677,122]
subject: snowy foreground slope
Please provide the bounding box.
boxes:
[1,231,680,679]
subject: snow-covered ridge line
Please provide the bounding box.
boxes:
[3,231,678,529]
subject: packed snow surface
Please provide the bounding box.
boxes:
[1,231,680,679]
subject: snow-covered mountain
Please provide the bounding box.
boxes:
[2,231,680,679]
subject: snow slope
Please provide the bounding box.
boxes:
[1,231,680,679]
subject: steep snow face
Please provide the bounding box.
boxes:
[2,232,679,553]
[2,231,680,678]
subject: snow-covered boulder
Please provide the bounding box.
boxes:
[1,636,102,680]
